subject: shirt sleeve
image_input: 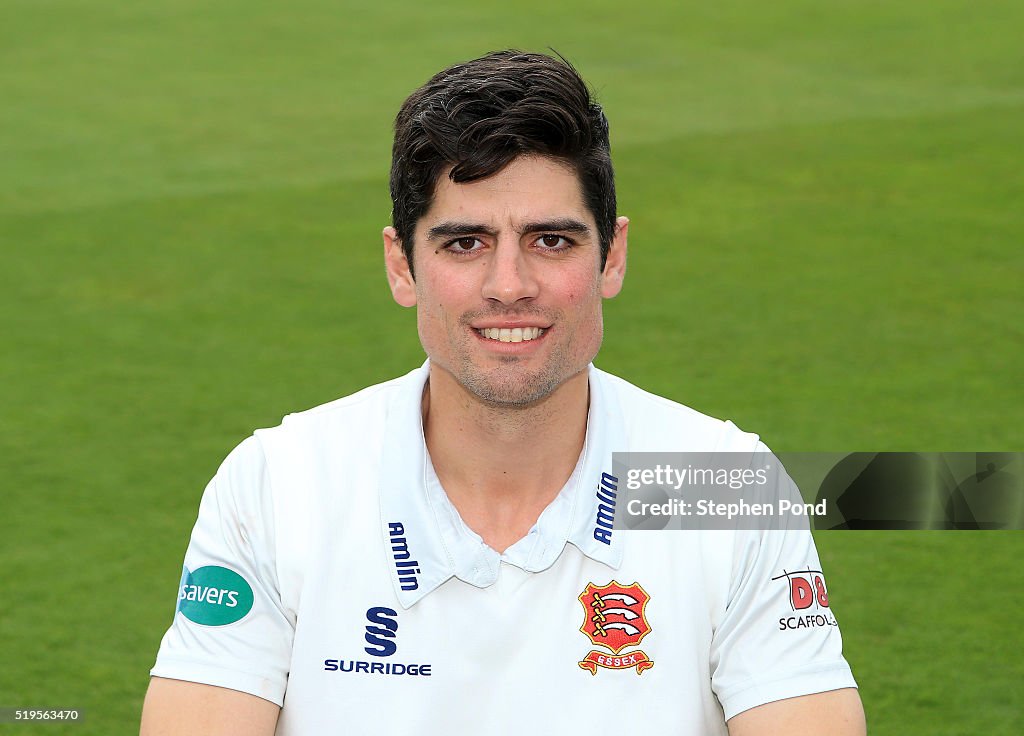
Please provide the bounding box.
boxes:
[709,449,858,720]
[150,436,294,706]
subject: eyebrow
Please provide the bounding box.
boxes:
[425,218,593,241]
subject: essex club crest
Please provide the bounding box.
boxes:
[577,581,654,675]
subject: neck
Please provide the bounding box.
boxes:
[422,364,590,552]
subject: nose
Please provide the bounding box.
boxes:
[481,240,539,305]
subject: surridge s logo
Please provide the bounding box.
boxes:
[364,607,399,657]
[323,606,431,677]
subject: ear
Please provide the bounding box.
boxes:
[601,216,629,298]
[383,226,416,307]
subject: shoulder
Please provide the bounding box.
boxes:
[592,366,764,453]
[209,367,425,563]
[253,364,423,451]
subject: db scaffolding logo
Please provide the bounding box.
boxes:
[772,568,838,632]
[773,568,830,610]
[577,581,654,675]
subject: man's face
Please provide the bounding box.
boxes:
[384,155,627,407]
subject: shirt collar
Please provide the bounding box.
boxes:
[378,361,626,608]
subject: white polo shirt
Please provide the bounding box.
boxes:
[152,362,856,734]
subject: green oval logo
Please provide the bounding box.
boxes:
[178,566,254,626]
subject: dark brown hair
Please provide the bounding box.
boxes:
[389,50,616,275]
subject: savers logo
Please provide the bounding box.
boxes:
[178,566,254,626]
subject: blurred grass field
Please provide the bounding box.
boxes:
[1,0,1022,733]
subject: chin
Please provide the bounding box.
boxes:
[462,364,586,408]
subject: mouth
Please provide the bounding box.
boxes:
[474,326,546,343]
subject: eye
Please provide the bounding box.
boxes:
[444,237,484,254]
[537,234,572,250]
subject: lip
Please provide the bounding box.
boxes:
[469,320,552,330]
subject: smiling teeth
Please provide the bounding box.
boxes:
[479,327,545,343]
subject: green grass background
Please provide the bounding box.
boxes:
[2,0,1021,732]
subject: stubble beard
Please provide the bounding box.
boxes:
[451,311,599,409]
[456,350,575,408]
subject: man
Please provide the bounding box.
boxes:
[142,50,865,735]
